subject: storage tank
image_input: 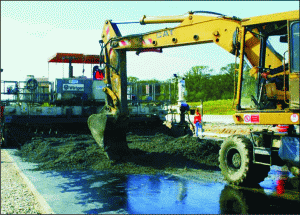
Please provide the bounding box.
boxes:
[25,75,37,102]
[36,77,50,103]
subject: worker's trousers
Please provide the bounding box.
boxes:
[195,122,202,137]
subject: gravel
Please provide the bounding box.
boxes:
[1,150,40,214]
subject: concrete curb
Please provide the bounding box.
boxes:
[3,150,55,214]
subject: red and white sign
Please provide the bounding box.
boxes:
[290,114,299,123]
[244,114,251,123]
[142,38,153,45]
[106,26,110,39]
[119,40,130,47]
[251,114,260,123]
[244,114,260,123]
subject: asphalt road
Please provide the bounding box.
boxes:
[5,148,300,214]
[5,149,225,214]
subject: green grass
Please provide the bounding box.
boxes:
[188,99,236,115]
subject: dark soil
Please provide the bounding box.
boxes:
[15,125,223,175]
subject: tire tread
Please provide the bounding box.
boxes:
[219,135,270,185]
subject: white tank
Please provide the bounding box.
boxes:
[26,75,35,81]
[25,75,36,101]
[178,78,187,105]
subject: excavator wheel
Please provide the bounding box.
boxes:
[219,185,268,214]
[88,111,130,161]
[287,164,300,177]
[1,126,10,147]
[219,185,251,214]
[1,124,32,148]
[219,135,270,186]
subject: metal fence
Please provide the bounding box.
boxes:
[1,80,55,104]
[127,82,173,105]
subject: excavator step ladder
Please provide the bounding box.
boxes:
[253,146,272,166]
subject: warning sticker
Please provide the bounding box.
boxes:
[244,114,251,123]
[244,114,260,123]
[251,114,260,123]
[290,114,299,123]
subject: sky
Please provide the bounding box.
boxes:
[1,1,298,84]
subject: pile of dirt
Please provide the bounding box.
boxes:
[16,135,112,171]
[14,122,274,175]
[15,130,222,175]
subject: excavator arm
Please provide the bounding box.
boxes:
[88,10,298,160]
[100,11,286,115]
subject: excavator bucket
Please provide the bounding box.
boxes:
[88,113,107,152]
[88,110,130,161]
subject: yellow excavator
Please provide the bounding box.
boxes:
[88,10,299,185]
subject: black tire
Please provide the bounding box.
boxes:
[2,125,13,147]
[219,185,249,214]
[287,163,300,177]
[1,126,7,147]
[3,125,32,147]
[219,135,270,185]
[219,185,267,214]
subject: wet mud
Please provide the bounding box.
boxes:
[12,122,276,177]
[15,124,223,175]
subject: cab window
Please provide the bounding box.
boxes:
[290,21,299,73]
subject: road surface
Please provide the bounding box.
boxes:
[4,149,299,214]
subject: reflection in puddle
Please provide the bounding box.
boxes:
[6,150,300,214]
[41,172,225,214]
[126,175,224,214]
[260,165,299,196]
[220,166,299,214]
[219,183,299,214]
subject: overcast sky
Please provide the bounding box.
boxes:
[1,1,298,83]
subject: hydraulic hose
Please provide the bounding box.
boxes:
[100,38,120,73]
[186,111,195,131]
[190,10,226,17]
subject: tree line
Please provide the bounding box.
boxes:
[128,63,253,103]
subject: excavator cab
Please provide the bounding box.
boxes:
[220,17,299,185]
[238,20,299,112]
[233,16,299,126]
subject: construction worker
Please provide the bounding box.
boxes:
[194,108,202,137]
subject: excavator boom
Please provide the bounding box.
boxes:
[88,10,299,160]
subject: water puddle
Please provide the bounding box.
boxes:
[5,149,299,214]
[220,166,299,214]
